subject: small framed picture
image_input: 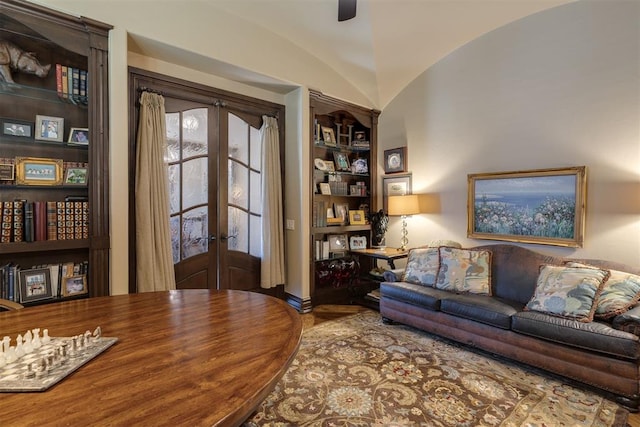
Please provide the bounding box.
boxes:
[384,147,408,174]
[63,275,88,297]
[16,157,64,186]
[324,161,335,172]
[333,152,350,171]
[349,209,366,225]
[68,127,89,146]
[333,203,349,224]
[321,126,336,146]
[19,268,53,303]
[329,234,349,251]
[0,163,14,181]
[35,115,64,142]
[351,157,368,174]
[349,235,367,250]
[382,173,412,213]
[64,167,88,185]
[1,118,33,138]
[319,182,331,195]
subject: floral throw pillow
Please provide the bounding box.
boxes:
[402,247,440,286]
[525,264,610,322]
[434,247,492,295]
[566,262,640,319]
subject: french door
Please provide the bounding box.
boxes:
[166,99,265,290]
[129,69,285,294]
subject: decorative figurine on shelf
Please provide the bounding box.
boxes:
[370,209,389,248]
[0,40,51,84]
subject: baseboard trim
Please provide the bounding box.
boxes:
[286,293,312,313]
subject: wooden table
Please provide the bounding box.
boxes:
[0,290,302,426]
[350,247,409,269]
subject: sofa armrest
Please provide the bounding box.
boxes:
[612,304,640,336]
[382,269,405,282]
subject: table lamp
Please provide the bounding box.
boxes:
[387,194,420,251]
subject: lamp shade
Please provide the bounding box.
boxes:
[388,194,420,216]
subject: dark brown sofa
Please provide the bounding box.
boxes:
[379,243,640,411]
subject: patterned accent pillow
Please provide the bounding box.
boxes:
[566,262,640,319]
[525,264,610,322]
[401,247,440,286]
[434,247,492,295]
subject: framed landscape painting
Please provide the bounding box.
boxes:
[467,166,586,247]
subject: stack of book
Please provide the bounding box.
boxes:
[55,64,88,105]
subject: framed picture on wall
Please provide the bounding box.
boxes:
[382,173,412,213]
[383,147,407,174]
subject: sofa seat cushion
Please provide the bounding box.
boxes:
[440,294,522,329]
[512,310,640,360]
[380,281,451,311]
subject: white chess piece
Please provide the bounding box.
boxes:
[2,336,10,354]
[5,346,17,363]
[32,328,42,349]
[23,333,33,354]
[42,329,51,344]
[15,335,25,358]
[0,353,6,368]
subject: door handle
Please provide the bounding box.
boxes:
[220,234,237,242]
[207,234,217,242]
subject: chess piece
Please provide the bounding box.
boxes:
[42,329,51,344]
[1,336,10,354]
[0,353,6,368]
[23,330,34,354]
[93,326,102,341]
[32,328,41,349]
[15,335,24,358]
[5,346,17,363]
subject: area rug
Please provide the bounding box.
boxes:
[244,310,628,427]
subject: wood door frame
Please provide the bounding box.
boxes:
[127,68,286,294]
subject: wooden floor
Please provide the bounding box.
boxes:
[306,304,639,426]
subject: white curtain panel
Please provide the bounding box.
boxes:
[135,92,177,292]
[260,116,285,288]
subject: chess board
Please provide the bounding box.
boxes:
[0,336,118,392]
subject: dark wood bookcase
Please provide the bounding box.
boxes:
[0,0,111,304]
[309,90,380,306]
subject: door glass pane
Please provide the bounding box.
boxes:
[182,207,208,259]
[183,158,208,209]
[170,216,180,263]
[168,164,180,214]
[165,112,180,162]
[228,113,248,164]
[228,206,248,253]
[249,126,261,171]
[229,160,248,209]
[182,108,208,158]
[249,215,261,257]
[250,170,261,215]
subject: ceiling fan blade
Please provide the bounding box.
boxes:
[338,0,357,22]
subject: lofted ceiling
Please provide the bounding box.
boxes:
[207,0,573,109]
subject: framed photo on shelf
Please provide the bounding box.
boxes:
[333,202,349,224]
[64,167,88,186]
[19,268,53,303]
[467,166,586,247]
[348,209,366,225]
[321,126,336,146]
[15,157,64,186]
[333,152,350,171]
[1,118,33,138]
[319,182,331,195]
[34,115,64,142]
[349,235,367,250]
[352,131,368,147]
[383,147,408,174]
[328,234,349,251]
[324,160,335,172]
[62,275,88,297]
[382,173,412,213]
[351,157,368,174]
[68,127,89,146]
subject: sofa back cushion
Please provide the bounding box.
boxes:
[471,244,566,304]
[525,264,609,322]
[402,247,440,286]
[434,247,492,295]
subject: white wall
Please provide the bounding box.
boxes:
[379,1,640,266]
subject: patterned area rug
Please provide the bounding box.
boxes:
[244,310,628,427]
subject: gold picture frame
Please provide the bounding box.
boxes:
[467,166,587,247]
[15,157,63,186]
[62,275,88,297]
[348,209,366,225]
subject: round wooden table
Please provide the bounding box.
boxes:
[0,290,302,426]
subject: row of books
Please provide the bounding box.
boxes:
[55,64,88,105]
[1,199,89,243]
[0,261,88,304]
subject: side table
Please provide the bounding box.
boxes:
[350,247,410,309]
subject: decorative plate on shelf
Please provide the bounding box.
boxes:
[314,158,327,170]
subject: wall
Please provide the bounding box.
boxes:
[378,1,640,266]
